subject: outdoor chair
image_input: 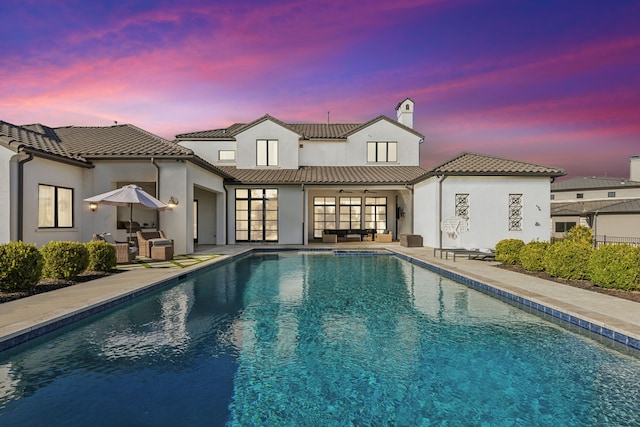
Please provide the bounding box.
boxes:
[93,233,137,264]
[136,230,174,259]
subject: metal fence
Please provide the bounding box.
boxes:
[594,235,640,248]
[551,235,640,247]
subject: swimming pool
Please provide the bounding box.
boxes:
[1,252,639,426]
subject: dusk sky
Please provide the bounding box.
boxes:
[2,0,639,179]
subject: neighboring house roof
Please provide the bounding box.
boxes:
[551,199,640,215]
[429,152,566,177]
[551,176,640,191]
[0,120,90,166]
[175,115,425,141]
[219,166,428,185]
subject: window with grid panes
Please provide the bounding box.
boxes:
[235,188,278,242]
[364,197,387,233]
[339,197,361,229]
[313,197,336,238]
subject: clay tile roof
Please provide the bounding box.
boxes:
[175,115,425,140]
[0,120,88,164]
[218,166,428,185]
[53,124,193,158]
[430,152,565,177]
[551,176,640,191]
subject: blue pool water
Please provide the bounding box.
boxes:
[1,252,640,426]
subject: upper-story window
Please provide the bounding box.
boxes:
[257,139,278,166]
[38,184,73,228]
[576,193,584,199]
[367,141,397,163]
[608,191,616,198]
[219,150,236,162]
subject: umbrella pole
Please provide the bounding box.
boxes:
[129,203,133,245]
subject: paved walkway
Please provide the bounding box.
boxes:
[1,244,639,352]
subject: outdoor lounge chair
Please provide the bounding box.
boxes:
[136,230,173,259]
[93,233,137,264]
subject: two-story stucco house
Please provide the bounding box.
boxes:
[1,98,566,253]
[177,98,565,248]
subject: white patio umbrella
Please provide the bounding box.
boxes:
[84,184,168,242]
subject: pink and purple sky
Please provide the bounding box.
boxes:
[2,0,639,179]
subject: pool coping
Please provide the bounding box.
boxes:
[1,245,639,353]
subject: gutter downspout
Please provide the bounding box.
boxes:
[301,183,305,245]
[224,185,229,245]
[151,157,160,229]
[17,149,34,242]
[437,175,447,250]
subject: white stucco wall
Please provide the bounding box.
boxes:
[414,176,552,249]
[347,120,421,167]
[413,177,440,247]
[0,147,15,243]
[186,162,226,248]
[22,157,86,247]
[178,140,237,166]
[235,120,300,169]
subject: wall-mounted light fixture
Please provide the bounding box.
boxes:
[89,202,98,212]
[167,196,179,208]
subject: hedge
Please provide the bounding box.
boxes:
[86,240,117,272]
[519,241,549,272]
[0,241,44,292]
[495,239,525,265]
[588,244,640,291]
[543,240,592,280]
[41,241,89,279]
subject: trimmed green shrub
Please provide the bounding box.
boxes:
[588,244,640,291]
[41,241,89,279]
[565,225,593,246]
[0,241,44,292]
[495,239,525,265]
[519,241,549,272]
[543,240,593,280]
[86,240,117,272]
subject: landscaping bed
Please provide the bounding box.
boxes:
[498,264,640,303]
[0,271,116,304]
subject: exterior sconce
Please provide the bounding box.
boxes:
[89,202,98,212]
[167,196,179,208]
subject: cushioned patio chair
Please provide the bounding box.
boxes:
[136,230,173,258]
[93,233,137,264]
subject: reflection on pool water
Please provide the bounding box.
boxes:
[1,253,639,426]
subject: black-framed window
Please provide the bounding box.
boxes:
[576,193,584,199]
[235,188,278,242]
[608,191,616,198]
[257,140,278,166]
[367,141,397,163]
[339,197,361,229]
[555,221,576,233]
[38,184,73,228]
[364,197,387,233]
[313,197,336,238]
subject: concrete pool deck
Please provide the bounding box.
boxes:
[1,243,639,352]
